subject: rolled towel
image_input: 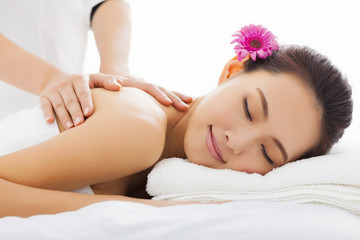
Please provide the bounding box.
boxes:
[146,141,360,215]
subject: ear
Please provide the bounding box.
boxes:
[218,55,250,85]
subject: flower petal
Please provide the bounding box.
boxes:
[240,50,249,58]
[250,51,257,61]
[237,50,249,62]
[257,49,267,59]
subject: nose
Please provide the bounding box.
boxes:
[225,129,257,155]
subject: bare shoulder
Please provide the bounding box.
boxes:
[87,87,168,168]
[91,87,166,122]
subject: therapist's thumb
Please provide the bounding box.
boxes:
[89,73,122,91]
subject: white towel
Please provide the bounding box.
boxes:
[0,106,59,156]
[0,106,94,195]
[146,141,360,215]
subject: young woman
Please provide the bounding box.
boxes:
[0,26,353,217]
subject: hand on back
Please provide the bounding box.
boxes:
[40,72,193,129]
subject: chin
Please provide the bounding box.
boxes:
[183,146,194,162]
[184,146,200,165]
[183,128,207,166]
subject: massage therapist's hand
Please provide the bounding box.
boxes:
[40,72,193,130]
[116,72,193,112]
[40,73,123,129]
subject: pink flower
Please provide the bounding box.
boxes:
[231,24,279,62]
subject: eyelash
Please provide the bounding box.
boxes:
[243,97,252,121]
[261,144,274,166]
[243,97,273,166]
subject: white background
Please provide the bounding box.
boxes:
[84,0,360,143]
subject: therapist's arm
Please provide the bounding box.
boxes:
[0,33,123,129]
[91,0,192,111]
[0,33,62,95]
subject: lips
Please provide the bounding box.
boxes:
[206,125,225,163]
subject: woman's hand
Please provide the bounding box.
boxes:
[40,72,193,130]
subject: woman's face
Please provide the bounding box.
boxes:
[184,70,321,175]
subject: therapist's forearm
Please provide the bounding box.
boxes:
[0,34,62,95]
[92,0,131,76]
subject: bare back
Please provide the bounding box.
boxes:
[0,87,176,197]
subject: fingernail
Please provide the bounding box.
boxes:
[74,117,82,126]
[182,103,189,108]
[46,116,52,123]
[113,79,121,86]
[66,121,73,129]
[84,107,90,115]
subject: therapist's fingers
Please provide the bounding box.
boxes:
[39,73,123,129]
[169,91,193,104]
[91,72,193,111]
[157,86,189,111]
[120,78,192,112]
[72,74,94,118]
[39,96,55,124]
[41,88,74,129]
[133,82,173,106]
[123,79,172,106]
[57,79,85,127]
[70,73,122,119]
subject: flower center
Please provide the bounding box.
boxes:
[250,39,262,49]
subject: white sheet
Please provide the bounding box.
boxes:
[1,201,360,240]
[0,111,11,121]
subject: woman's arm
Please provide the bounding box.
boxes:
[0,178,196,218]
[0,88,166,192]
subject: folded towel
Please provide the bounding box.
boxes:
[0,106,59,156]
[146,141,360,215]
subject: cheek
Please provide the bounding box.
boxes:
[208,98,241,129]
[228,149,273,175]
[183,125,207,166]
[203,88,240,121]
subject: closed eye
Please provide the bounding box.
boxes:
[243,97,252,121]
[260,144,274,166]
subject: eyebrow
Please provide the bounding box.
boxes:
[272,137,288,163]
[256,87,288,163]
[256,88,268,119]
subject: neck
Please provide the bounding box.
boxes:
[160,96,204,160]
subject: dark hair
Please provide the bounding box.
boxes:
[243,45,353,159]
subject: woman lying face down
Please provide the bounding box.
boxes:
[0,34,353,217]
